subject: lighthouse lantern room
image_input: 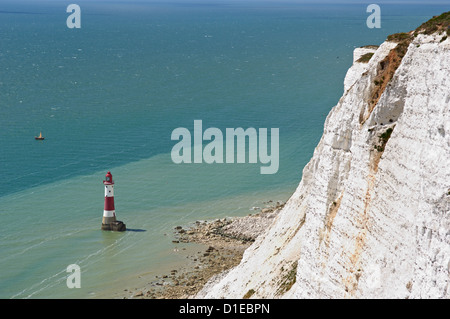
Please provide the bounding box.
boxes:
[101,171,126,231]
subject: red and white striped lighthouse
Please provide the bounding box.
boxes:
[101,171,126,231]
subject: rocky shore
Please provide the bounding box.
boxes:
[129,200,284,299]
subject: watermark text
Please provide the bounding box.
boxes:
[171,120,279,174]
[366,4,381,29]
[66,264,81,288]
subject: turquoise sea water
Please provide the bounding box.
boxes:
[0,0,446,298]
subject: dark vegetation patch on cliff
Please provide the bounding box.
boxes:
[374,127,394,152]
[276,261,298,296]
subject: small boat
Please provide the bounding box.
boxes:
[35,132,45,140]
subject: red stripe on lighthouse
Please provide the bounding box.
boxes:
[104,196,115,211]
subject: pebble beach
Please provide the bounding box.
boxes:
[126,201,285,299]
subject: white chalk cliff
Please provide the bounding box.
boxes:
[197,19,450,298]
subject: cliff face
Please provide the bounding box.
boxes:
[197,21,450,298]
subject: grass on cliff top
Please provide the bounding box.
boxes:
[356,52,374,63]
[387,32,412,43]
[415,11,450,35]
[360,45,380,50]
[387,11,450,43]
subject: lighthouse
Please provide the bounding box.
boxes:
[101,171,126,231]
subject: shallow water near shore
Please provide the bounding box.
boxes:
[0,1,446,298]
[0,150,295,298]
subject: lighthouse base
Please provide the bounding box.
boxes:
[102,221,126,232]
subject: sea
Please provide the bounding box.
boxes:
[0,0,447,298]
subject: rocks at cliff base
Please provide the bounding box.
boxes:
[131,201,284,299]
[176,201,284,245]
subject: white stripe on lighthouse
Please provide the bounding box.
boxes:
[105,185,114,197]
[103,210,115,217]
